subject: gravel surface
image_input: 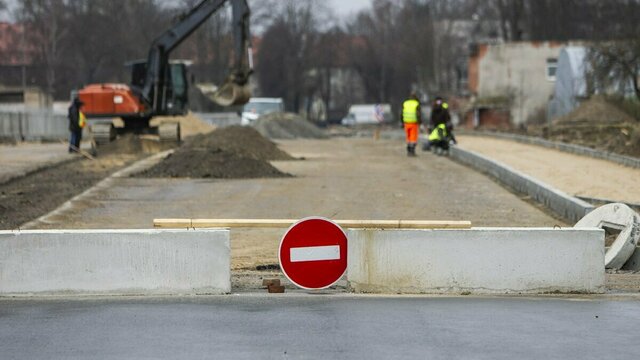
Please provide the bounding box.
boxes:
[458,135,640,204]
[254,112,328,140]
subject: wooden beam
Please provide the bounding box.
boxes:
[153,219,472,230]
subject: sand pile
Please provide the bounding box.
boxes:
[137,126,293,179]
[254,112,328,140]
[533,97,640,157]
[151,112,215,138]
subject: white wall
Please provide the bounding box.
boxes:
[0,229,231,296]
[347,228,604,294]
[476,42,578,125]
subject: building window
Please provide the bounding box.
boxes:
[546,58,558,81]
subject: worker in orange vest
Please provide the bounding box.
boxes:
[401,92,422,156]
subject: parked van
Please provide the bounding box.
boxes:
[341,104,393,126]
[241,98,285,126]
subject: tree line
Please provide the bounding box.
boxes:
[0,0,638,112]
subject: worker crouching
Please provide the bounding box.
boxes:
[401,92,422,157]
[427,123,452,155]
[423,97,457,155]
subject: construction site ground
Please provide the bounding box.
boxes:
[3,130,640,293]
[0,142,76,185]
[457,135,640,204]
[0,137,175,229]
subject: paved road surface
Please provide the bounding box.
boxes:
[1,295,639,359]
[458,135,640,204]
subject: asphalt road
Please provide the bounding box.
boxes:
[1,295,639,359]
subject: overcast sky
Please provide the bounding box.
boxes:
[1,0,373,21]
[330,0,372,16]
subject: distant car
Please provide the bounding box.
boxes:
[241,98,285,126]
[341,104,393,126]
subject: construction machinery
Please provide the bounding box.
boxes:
[78,0,253,144]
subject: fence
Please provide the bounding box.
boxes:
[0,110,68,142]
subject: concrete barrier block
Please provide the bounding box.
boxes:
[347,228,605,295]
[0,229,230,296]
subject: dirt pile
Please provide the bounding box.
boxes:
[533,97,640,157]
[137,126,293,179]
[556,96,635,125]
[254,112,328,140]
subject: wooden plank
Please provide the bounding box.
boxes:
[153,219,472,230]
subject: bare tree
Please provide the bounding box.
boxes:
[255,0,331,112]
[587,40,640,102]
[19,0,69,103]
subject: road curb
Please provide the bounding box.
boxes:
[450,146,594,223]
[460,131,640,169]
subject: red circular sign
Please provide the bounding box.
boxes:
[279,217,348,290]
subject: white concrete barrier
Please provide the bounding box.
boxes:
[0,229,230,296]
[574,203,640,270]
[347,228,605,294]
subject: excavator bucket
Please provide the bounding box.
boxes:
[211,80,251,107]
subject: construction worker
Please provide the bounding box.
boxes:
[401,92,422,156]
[424,96,456,152]
[427,122,450,154]
[68,97,86,153]
[429,97,450,131]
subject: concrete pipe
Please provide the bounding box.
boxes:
[575,203,640,269]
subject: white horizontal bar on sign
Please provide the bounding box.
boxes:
[290,245,341,263]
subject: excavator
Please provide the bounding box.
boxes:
[77,0,253,143]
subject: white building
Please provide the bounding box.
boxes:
[468,41,581,126]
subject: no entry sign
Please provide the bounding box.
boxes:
[279,217,348,290]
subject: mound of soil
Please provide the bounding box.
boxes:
[185,126,294,161]
[532,97,640,158]
[556,96,635,125]
[254,112,328,140]
[137,126,293,179]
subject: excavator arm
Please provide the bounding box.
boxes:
[141,0,252,110]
